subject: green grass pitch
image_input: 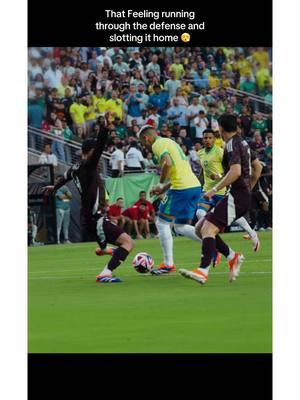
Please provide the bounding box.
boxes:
[28,231,272,353]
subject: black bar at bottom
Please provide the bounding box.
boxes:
[28,353,272,398]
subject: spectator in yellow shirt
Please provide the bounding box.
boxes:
[252,47,269,69]
[169,57,185,80]
[208,68,219,89]
[105,90,124,121]
[92,89,107,116]
[70,96,87,137]
[236,53,252,77]
[256,64,271,92]
[85,96,97,135]
[219,72,231,88]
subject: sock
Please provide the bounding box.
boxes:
[156,218,174,266]
[215,234,230,258]
[100,247,129,275]
[200,237,216,269]
[174,224,202,242]
[235,216,256,238]
[196,208,207,220]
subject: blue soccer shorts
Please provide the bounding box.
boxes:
[159,186,203,224]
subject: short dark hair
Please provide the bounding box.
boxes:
[203,129,215,136]
[116,142,123,149]
[139,201,147,207]
[218,114,237,132]
[116,197,123,201]
[139,191,146,196]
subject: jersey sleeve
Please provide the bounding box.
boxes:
[152,140,169,163]
[86,127,109,168]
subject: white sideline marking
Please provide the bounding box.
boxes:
[28,258,272,275]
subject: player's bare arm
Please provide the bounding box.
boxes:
[250,158,263,190]
[150,154,172,195]
[204,164,241,200]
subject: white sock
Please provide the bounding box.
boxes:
[235,217,256,238]
[196,208,207,220]
[174,224,202,242]
[197,267,210,275]
[100,265,112,276]
[227,248,235,261]
[156,218,174,266]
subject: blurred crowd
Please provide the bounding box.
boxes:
[28,46,272,175]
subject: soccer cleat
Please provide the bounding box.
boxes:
[95,247,114,256]
[96,274,122,283]
[243,233,260,252]
[151,263,176,275]
[228,253,245,282]
[212,252,221,268]
[179,268,208,284]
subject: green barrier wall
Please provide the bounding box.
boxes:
[106,173,160,208]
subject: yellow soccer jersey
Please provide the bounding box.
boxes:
[152,137,200,190]
[197,145,226,195]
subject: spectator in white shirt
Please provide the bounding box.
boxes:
[164,71,181,98]
[194,110,209,141]
[110,143,125,178]
[39,143,58,167]
[96,49,113,68]
[29,59,43,81]
[187,96,206,128]
[125,142,145,171]
[44,62,63,89]
[146,55,161,78]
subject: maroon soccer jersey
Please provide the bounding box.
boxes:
[222,134,252,193]
[54,127,109,225]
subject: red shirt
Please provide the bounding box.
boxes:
[108,204,122,218]
[134,199,154,220]
[122,206,139,221]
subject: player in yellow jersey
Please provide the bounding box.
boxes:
[138,125,203,274]
[197,129,260,252]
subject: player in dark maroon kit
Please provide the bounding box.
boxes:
[42,119,134,283]
[180,114,258,285]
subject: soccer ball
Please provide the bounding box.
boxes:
[132,252,154,273]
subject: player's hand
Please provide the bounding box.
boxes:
[150,185,164,196]
[41,185,55,195]
[203,190,215,201]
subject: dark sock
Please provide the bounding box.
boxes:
[107,247,129,272]
[200,237,216,269]
[215,235,230,258]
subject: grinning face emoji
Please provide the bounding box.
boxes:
[181,32,191,43]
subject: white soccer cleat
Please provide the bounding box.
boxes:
[228,253,245,282]
[243,233,260,252]
[179,268,208,285]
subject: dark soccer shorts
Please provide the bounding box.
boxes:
[82,216,125,246]
[205,190,251,231]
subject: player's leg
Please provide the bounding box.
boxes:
[181,194,245,284]
[96,218,134,283]
[138,218,146,238]
[236,215,260,251]
[56,208,64,244]
[62,208,71,243]
[172,187,203,242]
[180,219,219,284]
[151,213,175,274]
[151,189,176,273]
[144,219,151,239]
